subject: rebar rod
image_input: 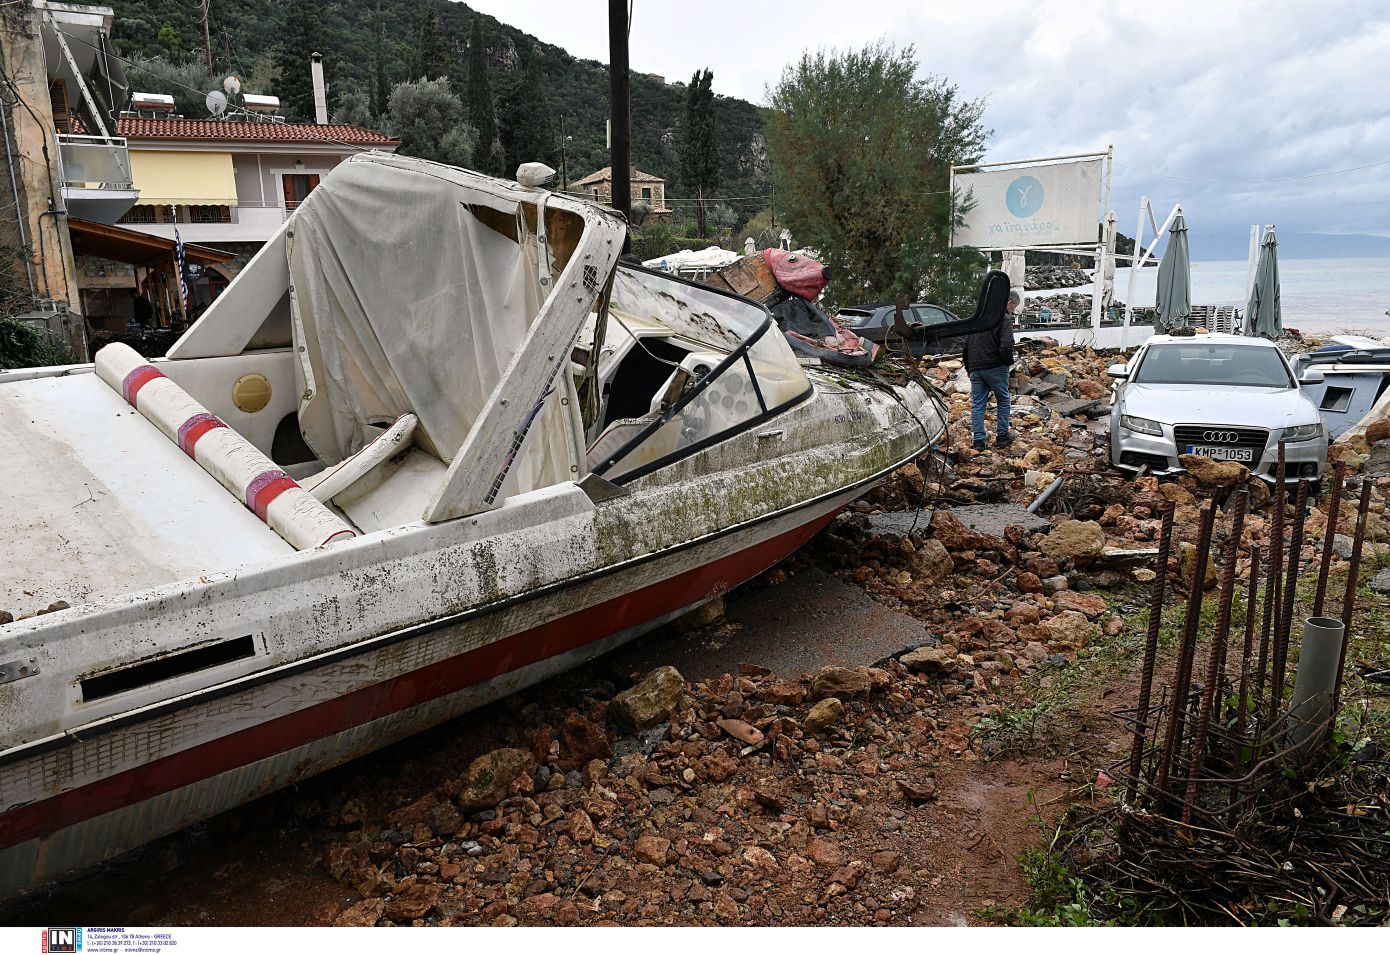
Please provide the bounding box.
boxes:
[1127,499,1176,804]
[1235,543,1261,742]
[1333,480,1373,710]
[1312,463,1346,618]
[1183,490,1248,823]
[1273,477,1310,705]
[1264,445,1288,720]
[1155,499,1216,812]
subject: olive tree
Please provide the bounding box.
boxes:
[766,42,989,309]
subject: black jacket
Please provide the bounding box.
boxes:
[964,311,1015,372]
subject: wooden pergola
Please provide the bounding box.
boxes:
[68,217,236,327]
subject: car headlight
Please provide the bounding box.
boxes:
[1281,423,1322,442]
[1121,414,1164,436]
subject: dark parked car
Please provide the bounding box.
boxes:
[835,302,965,357]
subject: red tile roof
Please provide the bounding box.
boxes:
[110,117,399,146]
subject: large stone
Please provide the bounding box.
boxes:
[1178,541,1218,590]
[1370,568,1390,594]
[1040,610,1093,651]
[1365,419,1390,444]
[1178,454,1249,487]
[930,510,1005,551]
[1327,443,1366,472]
[457,748,535,811]
[899,644,959,673]
[1367,440,1390,477]
[334,898,386,927]
[386,883,443,921]
[610,666,685,730]
[634,834,670,866]
[803,697,845,735]
[1053,591,1106,617]
[1040,520,1106,560]
[559,713,611,765]
[910,538,954,580]
[810,665,870,701]
[1158,482,1195,505]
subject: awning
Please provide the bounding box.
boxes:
[130,150,237,206]
[68,217,236,265]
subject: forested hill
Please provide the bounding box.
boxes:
[106,0,771,202]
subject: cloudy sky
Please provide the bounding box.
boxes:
[465,0,1390,256]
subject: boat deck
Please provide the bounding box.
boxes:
[0,372,292,614]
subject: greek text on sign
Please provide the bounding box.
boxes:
[952,158,1104,248]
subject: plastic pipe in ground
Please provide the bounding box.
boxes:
[1287,616,1346,756]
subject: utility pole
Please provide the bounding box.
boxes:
[560,115,570,192]
[200,0,214,74]
[608,0,631,251]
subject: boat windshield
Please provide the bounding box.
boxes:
[1133,343,1294,388]
[591,265,811,482]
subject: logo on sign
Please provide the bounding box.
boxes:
[1006,175,1044,218]
[42,929,81,953]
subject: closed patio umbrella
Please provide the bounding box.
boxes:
[1245,227,1281,337]
[1153,212,1191,334]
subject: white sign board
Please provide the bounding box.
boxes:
[952,158,1104,248]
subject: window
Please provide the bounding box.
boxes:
[913,305,954,327]
[1133,344,1294,388]
[186,204,232,224]
[836,308,875,328]
[282,173,320,210]
[641,186,652,200]
[119,205,157,224]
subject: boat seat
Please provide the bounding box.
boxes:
[301,414,418,502]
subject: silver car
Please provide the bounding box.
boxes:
[1108,334,1328,481]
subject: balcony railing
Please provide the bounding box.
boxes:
[57,134,134,191]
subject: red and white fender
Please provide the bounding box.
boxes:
[94,343,356,550]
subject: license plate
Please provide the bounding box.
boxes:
[1185,445,1254,462]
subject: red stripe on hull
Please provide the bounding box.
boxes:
[0,512,834,850]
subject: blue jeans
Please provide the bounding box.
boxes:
[969,365,1011,442]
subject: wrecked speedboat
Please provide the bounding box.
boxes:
[0,153,1003,897]
[1292,335,1390,440]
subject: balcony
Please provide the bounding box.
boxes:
[58,134,139,224]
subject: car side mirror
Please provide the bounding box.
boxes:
[1298,368,1325,385]
[1107,363,1129,379]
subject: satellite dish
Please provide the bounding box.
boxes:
[205,90,228,117]
[223,75,242,97]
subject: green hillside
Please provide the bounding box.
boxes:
[107,0,771,210]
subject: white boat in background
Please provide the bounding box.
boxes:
[0,153,1008,898]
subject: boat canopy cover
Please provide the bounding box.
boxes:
[286,154,588,498]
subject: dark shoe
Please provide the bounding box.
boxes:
[972,438,987,451]
[995,432,1014,448]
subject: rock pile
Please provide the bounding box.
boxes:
[1024,266,1092,290]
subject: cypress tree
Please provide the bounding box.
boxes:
[501,55,552,174]
[466,17,498,173]
[680,69,720,238]
[273,0,321,122]
[372,7,390,116]
[416,10,441,81]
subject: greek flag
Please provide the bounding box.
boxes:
[173,209,189,310]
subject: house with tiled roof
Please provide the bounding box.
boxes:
[572,165,672,222]
[112,116,398,248]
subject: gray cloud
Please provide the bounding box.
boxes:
[464,0,1390,241]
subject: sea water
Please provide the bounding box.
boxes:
[1111,258,1390,335]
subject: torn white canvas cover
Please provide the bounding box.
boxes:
[285,153,578,500]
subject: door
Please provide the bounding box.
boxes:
[281,173,321,212]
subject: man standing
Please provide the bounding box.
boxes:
[964,289,1019,451]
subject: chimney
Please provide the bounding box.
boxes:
[310,51,328,125]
